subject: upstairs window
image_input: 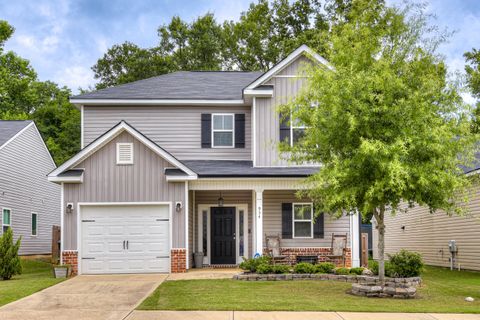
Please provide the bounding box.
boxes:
[280,113,306,146]
[212,114,234,148]
[116,143,134,164]
[2,208,11,233]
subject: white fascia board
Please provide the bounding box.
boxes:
[0,122,34,152]
[244,44,333,91]
[70,99,247,106]
[48,175,84,184]
[243,89,273,97]
[165,175,198,182]
[49,121,197,178]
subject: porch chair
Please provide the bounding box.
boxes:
[325,233,348,267]
[265,234,289,265]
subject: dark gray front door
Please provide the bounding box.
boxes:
[211,207,236,264]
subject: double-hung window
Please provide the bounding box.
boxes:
[212,114,234,148]
[290,118,306,146]
[31,213,38,236]
[292,203,313,238]
[2,208,11,233]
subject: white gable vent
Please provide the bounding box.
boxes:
[116,143,134,164]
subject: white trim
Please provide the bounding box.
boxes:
[1,208,11,233]
[48,121,197,180]
[254,189,263,255]
[292,202,314,239]
[76,201,173,275]
[0,122,34,151]
[211,113,235,148]
[189,178,309,191]
[80,105,84,149]
[244,45,332,91]
[185,182,189,270]
[243,89,273,97]
[60,183,64,264]
[252,97,256,167]
[31,212,38,237]
[70,99,247,106]
[48,175,84,183]
[165,175,198,182]
[350,211,360,267]
[116,142,134,164]
[197,203,248,265]
[252,190,256,255]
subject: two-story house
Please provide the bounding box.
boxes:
[48,45,360,275]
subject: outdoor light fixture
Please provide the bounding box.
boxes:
[66,203,74,214]
[218,191,224,207]
[175,201,183,212]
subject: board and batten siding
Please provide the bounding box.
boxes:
[263,190,351,247]
[83,105,251,161]
[0,124,60,255]
[372,186,480,271]
[63,130,186,250]
[255,55,311,167]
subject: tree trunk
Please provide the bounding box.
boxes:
[373,206,386,285]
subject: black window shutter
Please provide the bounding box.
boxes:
[235,114,245,148]
[282,203,293,239]
[279,113,290,142]
[201,114,211,148]
[313,211,324,239]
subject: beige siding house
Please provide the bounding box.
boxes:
[48,45,360,274]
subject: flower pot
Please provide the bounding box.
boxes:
[53,266,69,278]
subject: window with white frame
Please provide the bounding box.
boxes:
[290,118,306,146]
[31,213,37,236]
[116,142,134,164]
[212,114,234,147]
[2,209,11,233]
[292,203,313,238]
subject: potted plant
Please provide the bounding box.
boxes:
[52,264,70,278]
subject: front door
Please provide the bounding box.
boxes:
[211,207,236,264]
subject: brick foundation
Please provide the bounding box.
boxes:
[62,250,78,275]
[265,247,352,267]
[171,248,187,273]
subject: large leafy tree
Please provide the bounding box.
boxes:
[0,20,80,164]
[281,0,477,282]
[464,49,480,133]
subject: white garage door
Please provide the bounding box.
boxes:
[80,204,170,274]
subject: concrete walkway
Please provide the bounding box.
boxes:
[127,311,480,320]
[0,274,167,320]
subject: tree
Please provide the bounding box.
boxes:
[0,228,22,280]
[464,49,480,133]
[281,0,477,283]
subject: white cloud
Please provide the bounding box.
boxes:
[55,65,95,91]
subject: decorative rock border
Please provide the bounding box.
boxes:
[233,273,421,298]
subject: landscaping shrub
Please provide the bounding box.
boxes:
[315,262,335,274]
[272,265,291,274]
[388,250,424,277]
[0,228,22,280]
[239,256,271,273]
[335,267,350,275]
[349,267,364,275]
[256,263,273,274]
[294,262,315,274]
[370,260,394,277]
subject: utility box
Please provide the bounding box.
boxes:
[449,240,457,253]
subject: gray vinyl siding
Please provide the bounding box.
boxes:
[263,190,350,248]
[255,55,312,167]
[0,124,60,255]
[373,186,480,271]
[63,130,186,250]
[83,105,251,161]
[194,190,253,259]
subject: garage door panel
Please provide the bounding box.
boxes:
[81,204,170,274]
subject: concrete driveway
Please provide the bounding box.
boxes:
[0,274,166,320]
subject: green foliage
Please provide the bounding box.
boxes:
[370,260,394,277]
[0,228,22,280]
[464,49,480,133]
[239,256,272,272]
[314,262,335,274]
[349,267,365,275]
[272,265,291,274]
[256,263,274,274]
[388,250,424,277]
[334,267,350,275]
[293,262,315,274]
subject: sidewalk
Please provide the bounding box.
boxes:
[126,311,480,320]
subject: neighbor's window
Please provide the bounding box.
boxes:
[202,210,208,255]
[31,213,37,236]
[2,208,11,233]
[212,114,234,147]
[293,203,313,238]
[239,209,245,257]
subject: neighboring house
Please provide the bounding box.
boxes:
[0,120,60,255]
[372,164,480,271]
[48,45,361,275]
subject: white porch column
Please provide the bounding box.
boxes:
[350,211,360,267]
[254,189,264,256]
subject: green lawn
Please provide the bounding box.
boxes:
[0,258,65,307]
[139,266,480,313]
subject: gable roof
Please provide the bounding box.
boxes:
[71,71,262,103]
[244,44,332,91]
[0,120,33,149]
[48,121,197,182]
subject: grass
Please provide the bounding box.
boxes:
[0,258,65,307]
[139,266,480,313]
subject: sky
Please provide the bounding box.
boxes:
[1,0,480,95]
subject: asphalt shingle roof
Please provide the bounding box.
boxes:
[71,71,263,100]
[0,120,32,148]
